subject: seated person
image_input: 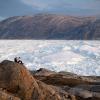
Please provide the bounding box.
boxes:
[14,57,23,65]
[14,57,18,63]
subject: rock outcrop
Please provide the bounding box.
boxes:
[0,14,100,39]
[0,89,20,100]
[0,60,74,100]
[33,68,100,100]
[31,68,56,76]
[0,60,100,100]
[33,69,98,87]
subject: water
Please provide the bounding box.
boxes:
[0,40,100,76]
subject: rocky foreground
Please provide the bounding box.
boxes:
[0,60,100,100]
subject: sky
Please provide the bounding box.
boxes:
[0,0,100,20]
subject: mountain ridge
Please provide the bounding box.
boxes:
[0,14,100,39]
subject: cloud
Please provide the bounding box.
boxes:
[20,0,72,10]
[0,0,100,18]
[21,0,100,9]
[20,0,100,15]
[0,0,40,18]
[21,0,47,10]
[0,16,5,21]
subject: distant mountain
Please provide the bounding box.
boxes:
[0,14,100,39]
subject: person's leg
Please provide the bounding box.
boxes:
[17,60,20,63]
[18,60,23,64]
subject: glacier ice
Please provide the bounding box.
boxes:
[0,40,100,76]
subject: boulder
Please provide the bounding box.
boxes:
[0,60,100,100]
[34,73,96,87]
[0,89,20,100]
[31,68,56,76]
[33,68,100,100]
[0,60,73,100]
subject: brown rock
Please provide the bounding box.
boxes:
[0,89,20,100]
[0,60,99,100]
[0,60,38,100]
[32,68,56,76]
[0,60,73,100]
[34,73,97,87]
[33,68,100,100]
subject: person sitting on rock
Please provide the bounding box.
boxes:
[14,57,18,63]
[14,57,23,65]
[17,57,23,64]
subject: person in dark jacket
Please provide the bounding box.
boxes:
[14,57,18,63]
[14,57,23,65]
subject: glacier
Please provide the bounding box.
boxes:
[0,40,100,76]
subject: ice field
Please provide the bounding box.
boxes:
[0,40,100,76]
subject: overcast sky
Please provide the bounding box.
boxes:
[0,0,100,20]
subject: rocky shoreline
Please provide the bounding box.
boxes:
[0,60,100,100]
